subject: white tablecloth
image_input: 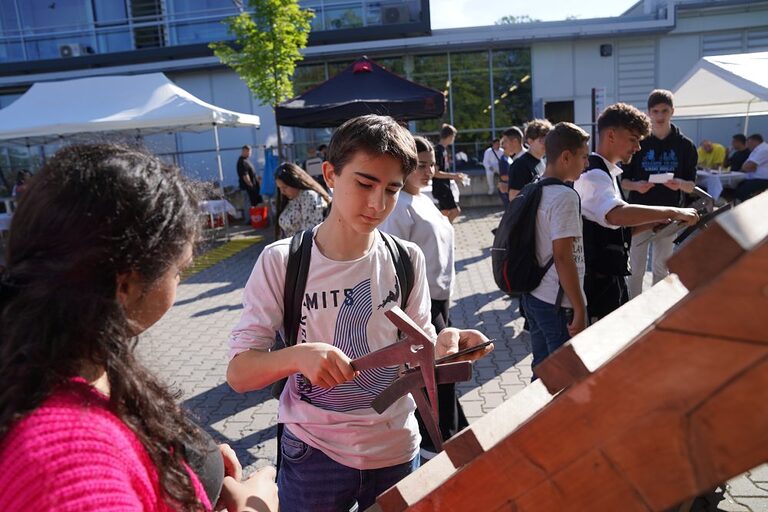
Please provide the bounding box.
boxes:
[696,170,747,201]
[0,213,11,233]
[200,199,237,216]
[0,197,14,233]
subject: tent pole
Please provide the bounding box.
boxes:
[743,98,755,136]
[25,138,34,171]
[213,123,229,241]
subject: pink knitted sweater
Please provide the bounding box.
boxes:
[0,380,212,511]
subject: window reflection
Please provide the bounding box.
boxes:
[18,0,92,34]
[303,0,422,31]
[289,51,531,166]
[0,0,427,63]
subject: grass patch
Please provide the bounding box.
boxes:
[182,236,264,280]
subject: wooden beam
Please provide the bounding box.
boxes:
[443,380,552,468]
[667,222,743,292]
[659,242,768,344]
[373,193,768,511]
[535,275,688,393]
[688,355,768,488]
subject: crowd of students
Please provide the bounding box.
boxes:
[4,91,767,510]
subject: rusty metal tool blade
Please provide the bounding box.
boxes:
[384,306,439,420]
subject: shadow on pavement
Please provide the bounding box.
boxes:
[183,383,275,468]
[450,291,531,384]
[454,246,492,274]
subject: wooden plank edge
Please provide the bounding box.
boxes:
[667,222,744,291]
[535,343,590,394]
[443,380,553,468]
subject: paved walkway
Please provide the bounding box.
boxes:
[139,207,767,511]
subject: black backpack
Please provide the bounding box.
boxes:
[270,228,414,400]
[492,177,572,296]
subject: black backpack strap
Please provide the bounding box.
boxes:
[380,230,413,310]
[283,229,314,347]
[275,228,313,475]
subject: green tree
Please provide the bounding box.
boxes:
[496,15,541,24]
[210,0,314,159]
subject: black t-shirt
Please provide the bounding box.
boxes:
[237,156,257,190]
[432,143,451,192]
[729,149,750,172]
[623,124,697,207]
[508,152,541,191]
[434,143,449,173]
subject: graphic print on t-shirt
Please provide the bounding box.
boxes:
[642,149,679,174]
[298,277,400,412]
[377,280,400,310]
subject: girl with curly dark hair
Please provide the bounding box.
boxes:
[0,144,277,511]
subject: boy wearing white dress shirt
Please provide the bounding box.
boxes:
[574,103,699,321]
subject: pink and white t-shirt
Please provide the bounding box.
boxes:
[229,228,435,470]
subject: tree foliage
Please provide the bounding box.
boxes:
[496,15,541,25]
[210,0,313,109]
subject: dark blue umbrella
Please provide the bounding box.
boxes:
[276,56,446,128]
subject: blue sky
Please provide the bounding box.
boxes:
[429,0,641,29]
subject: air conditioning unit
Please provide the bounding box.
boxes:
[59,43,89,58]
[382,5,409,24]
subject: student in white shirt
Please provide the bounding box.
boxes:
[227,115,492,512]
[482,138,504,195]
[380,136,463,458]
[736,134,768,202]
[574,103,699,321]
[523,123,590,379]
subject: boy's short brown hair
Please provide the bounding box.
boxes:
[439,123,458,139]
[545,122,590,163]
[413,135,434,154]
[597,103,651,138]
[327,115,418,177]
[501,126,524,142]
[524,119,553,142]
[647,89,674,110]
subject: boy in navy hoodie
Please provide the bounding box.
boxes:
[621,89,698,299]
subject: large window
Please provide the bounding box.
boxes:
[168,0,235,44]
[491,49,532,130]
[303,0,423,31]
[289,48,531,167]
[12,0,96,61]
[0,0,240,63]
[411,53,449,135]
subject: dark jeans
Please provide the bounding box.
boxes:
[499,189,510,210]
[277,427,418,512]
[735,179,768,202]
[522,293,572,381]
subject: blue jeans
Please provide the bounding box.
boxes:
[277,426,419,512]
[522,293,572,381]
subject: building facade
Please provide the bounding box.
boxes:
[0,0,766,187]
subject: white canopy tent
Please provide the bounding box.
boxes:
[0,72,260,186]
[672,51,768,133]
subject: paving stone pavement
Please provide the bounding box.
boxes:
[138,207,767,510]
